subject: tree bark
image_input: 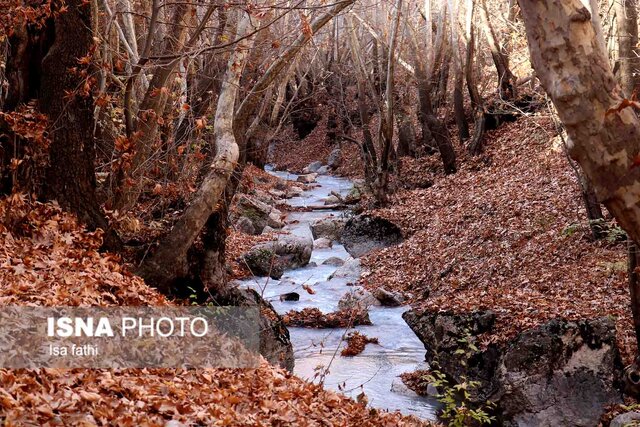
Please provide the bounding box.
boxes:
[39,0,121,249]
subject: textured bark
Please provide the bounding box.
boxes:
[39,0,121,250]
[518,0,640,357]
[413,53,457,174]
[138,10,257,293]
[374,0,403,205]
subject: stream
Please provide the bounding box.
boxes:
[237,167,438,420]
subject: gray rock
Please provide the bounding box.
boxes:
[338,289,378,311]
[426,383,439,397]
[242,246,284,279]
[373,287,404,307]
[341,214,403,257]
[267,210,284,229]
[262,226,276,234]
[235,195,273,234]
[274,180,288,191]
[296,173,318,184]
[390,377,419,397]
[317,165,331,174]
[327,148,341,168]
[253,189,276,206]
[323,256,345,267]
[314,237,333,249]
[287,186,304,197]
[310,216,347,241]
[303,161,323,174]
[226,287,294,371]
[403,310,623,426]
[269,234,313,269]
[329,258,361,280]
[610,412,640,427]
[268,189,286,199]
[235,216,256,235]
[280,292,300,302]
[323,195,341,205]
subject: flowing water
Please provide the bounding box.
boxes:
[237,167,438,420]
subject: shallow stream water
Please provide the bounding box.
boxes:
[237,167,438,420]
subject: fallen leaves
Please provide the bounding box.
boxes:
[0,195,430,426]
[341,331,379,356]
[283,307,372,328]
[360,117,635,363]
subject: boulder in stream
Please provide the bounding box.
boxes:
[243,235,313,279]
[303,161,323,174]
[403,310,623,426]
[338,289,379,311]
[234,195,275,234]
[242,246,285,279]
[280,292,300,302]
[313,237,333,249]
[373,287,404,307]
[317,165,331,174]
[310,216,346,241]
[296,173,318,184]
[322,256,345,267]
[323,195,341,205]
[341,214,403,257]
[329,258,361,280]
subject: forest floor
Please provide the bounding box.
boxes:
[270,112,634,365]
[0,196,431,425]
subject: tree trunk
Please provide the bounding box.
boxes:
[480,0,516,100]
[465,0,486,154]
[615,0,640,97]
[138,9,258,294]
[396,108,417,157]
[518,0,640,372]
[39,0,121,250]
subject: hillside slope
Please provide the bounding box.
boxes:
[359,117,633,362]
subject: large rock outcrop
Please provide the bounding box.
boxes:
[403,310,623,426]
[341,214,403,257]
